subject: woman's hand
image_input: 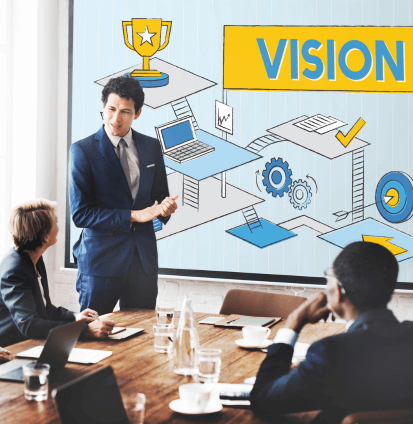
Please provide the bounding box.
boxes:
[76,308,100,324]
[85,318,115,339]
[0,347,12,364]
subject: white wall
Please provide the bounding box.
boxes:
[3,0,61,298]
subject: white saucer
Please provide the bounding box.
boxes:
[235,338,272,349]
[169,399,223,415]
[243,376,256,385]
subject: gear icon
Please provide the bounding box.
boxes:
[289,179,312,210]
[262,158,292,197]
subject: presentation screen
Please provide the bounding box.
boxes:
[66,0,413,289]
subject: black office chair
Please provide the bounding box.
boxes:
[341,408,413,424]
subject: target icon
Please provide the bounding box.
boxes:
[375,172,413,223]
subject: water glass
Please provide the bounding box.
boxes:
[124,393,146,424]
[197,348,222,383]
[23,362,50,401]
[153,324,174,353]
[156,305,174,325]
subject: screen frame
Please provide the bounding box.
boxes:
[64,0,413,292]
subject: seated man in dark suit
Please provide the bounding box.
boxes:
[250,241,413,423]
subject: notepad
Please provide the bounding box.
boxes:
[229,317,275,326]
[17,346,112,364]
[199,316,224,325]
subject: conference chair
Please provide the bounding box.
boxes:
[219,289,306,318]
[341,408,413,424]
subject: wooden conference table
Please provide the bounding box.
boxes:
[0,310,345,424]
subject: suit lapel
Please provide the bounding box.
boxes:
[132,129,147,204]
[94,126,132,199]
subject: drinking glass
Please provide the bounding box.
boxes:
[124,393,146,424]
[197,348,222,383]
[23,362,50,401]
[156,305,175,325]
[153,324,174,353]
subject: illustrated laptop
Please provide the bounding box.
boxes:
[53,365,130,424]
[0,320,84,383]
[156,117,215,163]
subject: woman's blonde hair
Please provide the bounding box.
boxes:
[9,199,57,252]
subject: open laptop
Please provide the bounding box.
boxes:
[156,117,215,163]
[0,320,84,382]
[53,365,130,424]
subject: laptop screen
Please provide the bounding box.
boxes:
[53,366,129,424]
[160,119,195,150]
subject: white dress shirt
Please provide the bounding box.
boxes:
[105,127,140,198]
[273,318,356,347]
[37,276,47,307]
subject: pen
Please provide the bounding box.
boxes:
[88,313,99,320]
[226,319,238,324]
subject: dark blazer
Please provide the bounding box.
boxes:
[0,248,77,347]
[69,125,170,277]
[250,309,413,423]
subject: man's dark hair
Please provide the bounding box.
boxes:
[333,241,398,312]
[101,76,144,113]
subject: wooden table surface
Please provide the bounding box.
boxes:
[0,310,345,424]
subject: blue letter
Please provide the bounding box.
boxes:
[338,40,372,81]
[257,38,288,80]
[290,39,299,80]
[376,40,405,82]
[302,40,324,81]
[327,39,336,81]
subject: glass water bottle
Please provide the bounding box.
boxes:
[173,296,199,375]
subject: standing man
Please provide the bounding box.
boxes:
[69,77,178,315]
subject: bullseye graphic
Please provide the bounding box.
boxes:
[376,172,413,223]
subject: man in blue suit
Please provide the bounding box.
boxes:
[69,77,178,315]
[250,242,413,423]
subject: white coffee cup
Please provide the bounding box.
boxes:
[242,326,271,345]
[179,383,212,412]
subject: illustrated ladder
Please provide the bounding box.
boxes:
[242,206,262,233]
[352,148,365,222]
[245,133,285,153]
[171,97,199,130]
[182,175,200,210]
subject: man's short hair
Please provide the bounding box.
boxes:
[101,76,145,113]
[333,241,398,312]
[9,199,57,252]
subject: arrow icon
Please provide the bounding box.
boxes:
[362,235,408,257]
[255,171,262,192]
[306,174,318,193]
[333,196,392,222]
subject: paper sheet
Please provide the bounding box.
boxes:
[17,346,112,364]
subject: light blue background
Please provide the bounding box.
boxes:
[70,0,413,284]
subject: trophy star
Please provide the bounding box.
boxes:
[137,26,156,46]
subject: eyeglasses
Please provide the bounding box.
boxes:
[323,267,346,294]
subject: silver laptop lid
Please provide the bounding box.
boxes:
[156,117,197,153]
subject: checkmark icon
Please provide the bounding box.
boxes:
[335,118,366,148]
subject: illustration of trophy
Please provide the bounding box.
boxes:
[122,18,172,87]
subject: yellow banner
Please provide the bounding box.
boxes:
[223,26,413,92]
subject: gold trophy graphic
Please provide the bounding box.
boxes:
[122,18,172,87]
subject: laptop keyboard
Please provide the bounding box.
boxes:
[166,140,214,163]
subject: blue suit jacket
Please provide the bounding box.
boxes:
[250,309,413,423]
[69,126,170,277]
[0,248,77,347]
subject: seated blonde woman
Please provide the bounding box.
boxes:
[0,199,114,347]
